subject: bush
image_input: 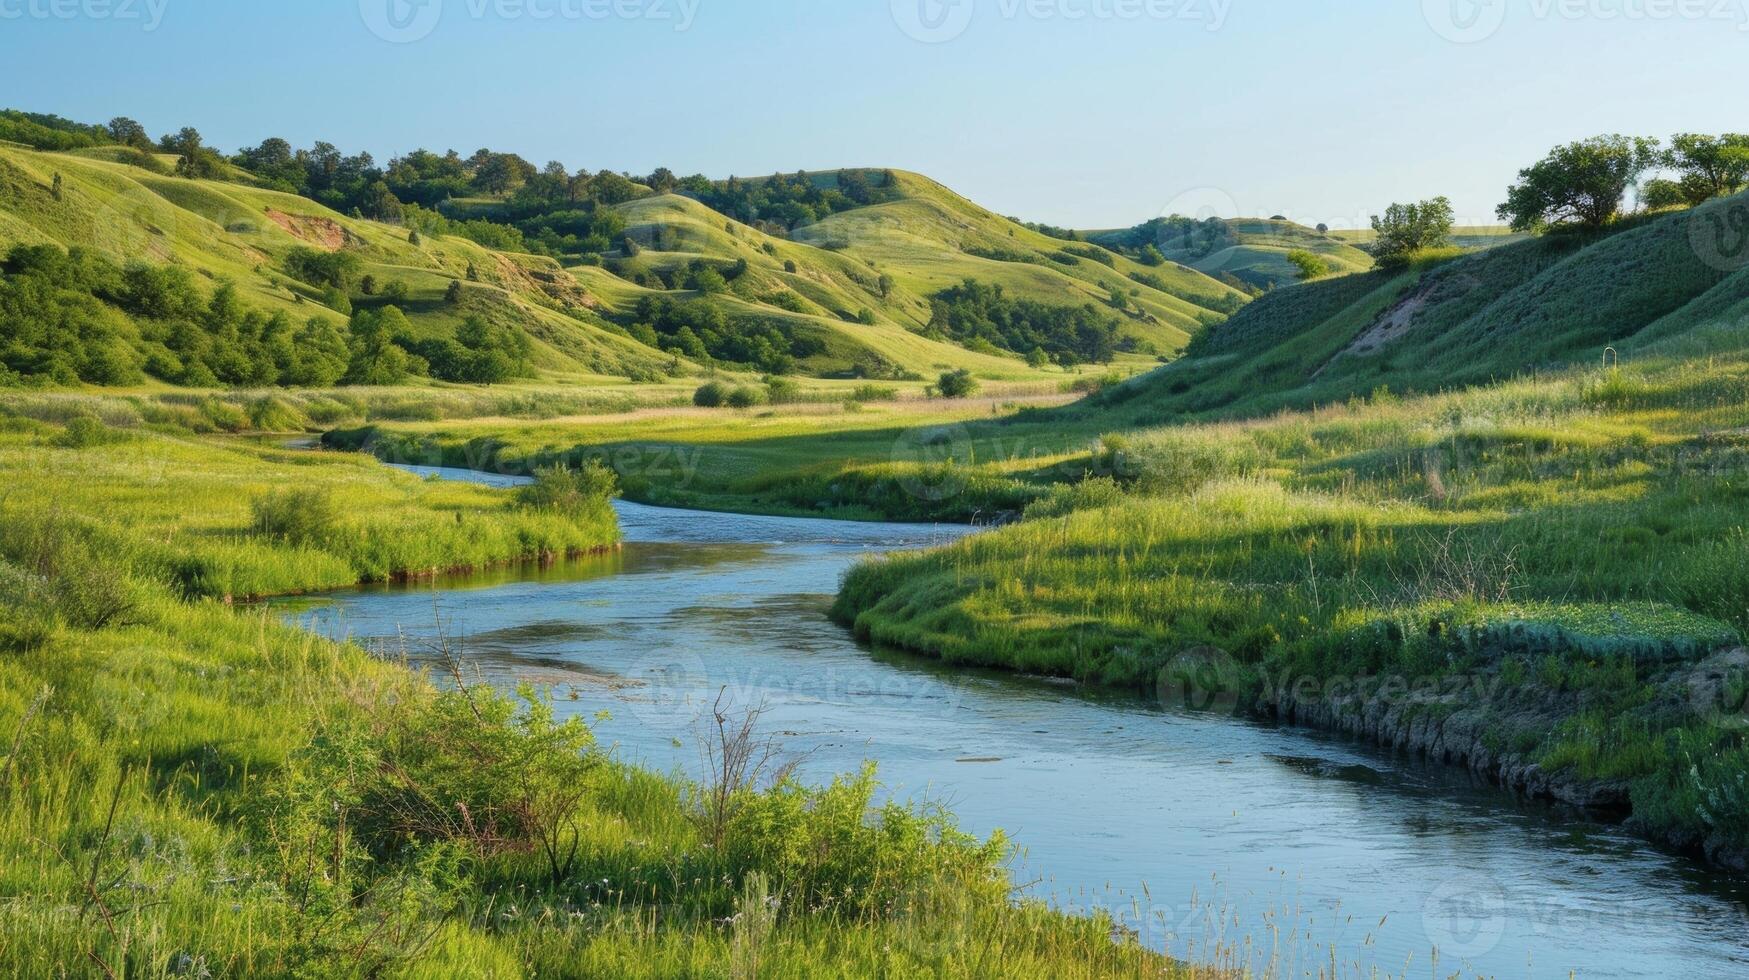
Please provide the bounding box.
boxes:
[765,377,802,404]
[936,369,979,399]
[726,386,765,409]
[849,384,898,403]
[251,487,340,546]
[0,516,138,632]
[515,464,618,525]
[54,415,123,449]
[693,381,730,407]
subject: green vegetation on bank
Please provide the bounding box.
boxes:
[0,416,1178,977]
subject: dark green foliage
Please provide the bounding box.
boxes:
[725,385,765,409]
[693,381,729,407]
[0,109,112,150]
[927,279,1119,365]
[1368,196,1455,266]
[0,244,348,388]
[936,368,978,399]
[1663,133,1749,206]
[1499,135,1662,231]
[283,246,365,290]
[691,169,898,232]
[402,316,533,384]
[631,295,817,374]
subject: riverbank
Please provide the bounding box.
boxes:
[0,414,1181,977]
[833,358,1749,877]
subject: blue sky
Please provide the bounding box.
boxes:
[3,0,1744,228]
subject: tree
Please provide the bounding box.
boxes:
[1315,223,1330,234]
[50,173,62,202]
[106,117,150,149]
[1286,249,1329,281]
[1369,196,1455,265]
[1663,133,1749,206]
[936,369,978,399]
[1641,179,1688,212]
[343,307,417,385]
[445,280,464,304]
[1498,135,1661,232]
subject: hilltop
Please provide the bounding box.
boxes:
[1086,215,1377,289]
[0,114,1256,390]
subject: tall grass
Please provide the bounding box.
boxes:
[837,350,1749,862]
[0,416,1186,977]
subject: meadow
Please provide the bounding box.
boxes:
[835,351,1749,868]
[0,414,1183,978]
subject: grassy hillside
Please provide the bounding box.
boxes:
[787,172,1248,351]
[0,143,676,382]
[5,145,1222,386]
[1087,192,1749,420]
[1088,216,1376,289]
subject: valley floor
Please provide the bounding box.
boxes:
[0,417,1180,978]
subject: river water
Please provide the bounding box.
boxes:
[276,466,1749,979]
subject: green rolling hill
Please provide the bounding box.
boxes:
[1087,215,1377,289]
[1081,191,1749,421]
[0,133,1255,388]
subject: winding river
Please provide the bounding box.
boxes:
[276,466,1749,979]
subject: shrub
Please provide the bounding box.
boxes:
[765,377,802,404]
[849,384,898,403]
[693,381,730,407]
[251,487,340,547]
[515,464,618,525]
[936,369,979,399]
[54,415,122,449]
[726,386,765,409]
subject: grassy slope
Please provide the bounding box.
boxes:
[1088,217,1376,289]
[830,197,1749,868]
[791,172,1248,351]
[0,144,675,382]
[0,420,1181,978]
[580,192,1052,378]
[1087,192,1749,421]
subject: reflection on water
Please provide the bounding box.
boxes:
[279,468,1749,978]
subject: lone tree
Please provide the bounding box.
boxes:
[1497,135,1661,232]
[1663,133,1749,206]
[1368,196,1455,266]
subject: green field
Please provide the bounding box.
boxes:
[0,419,1183,978]
[831,193,1749,870]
